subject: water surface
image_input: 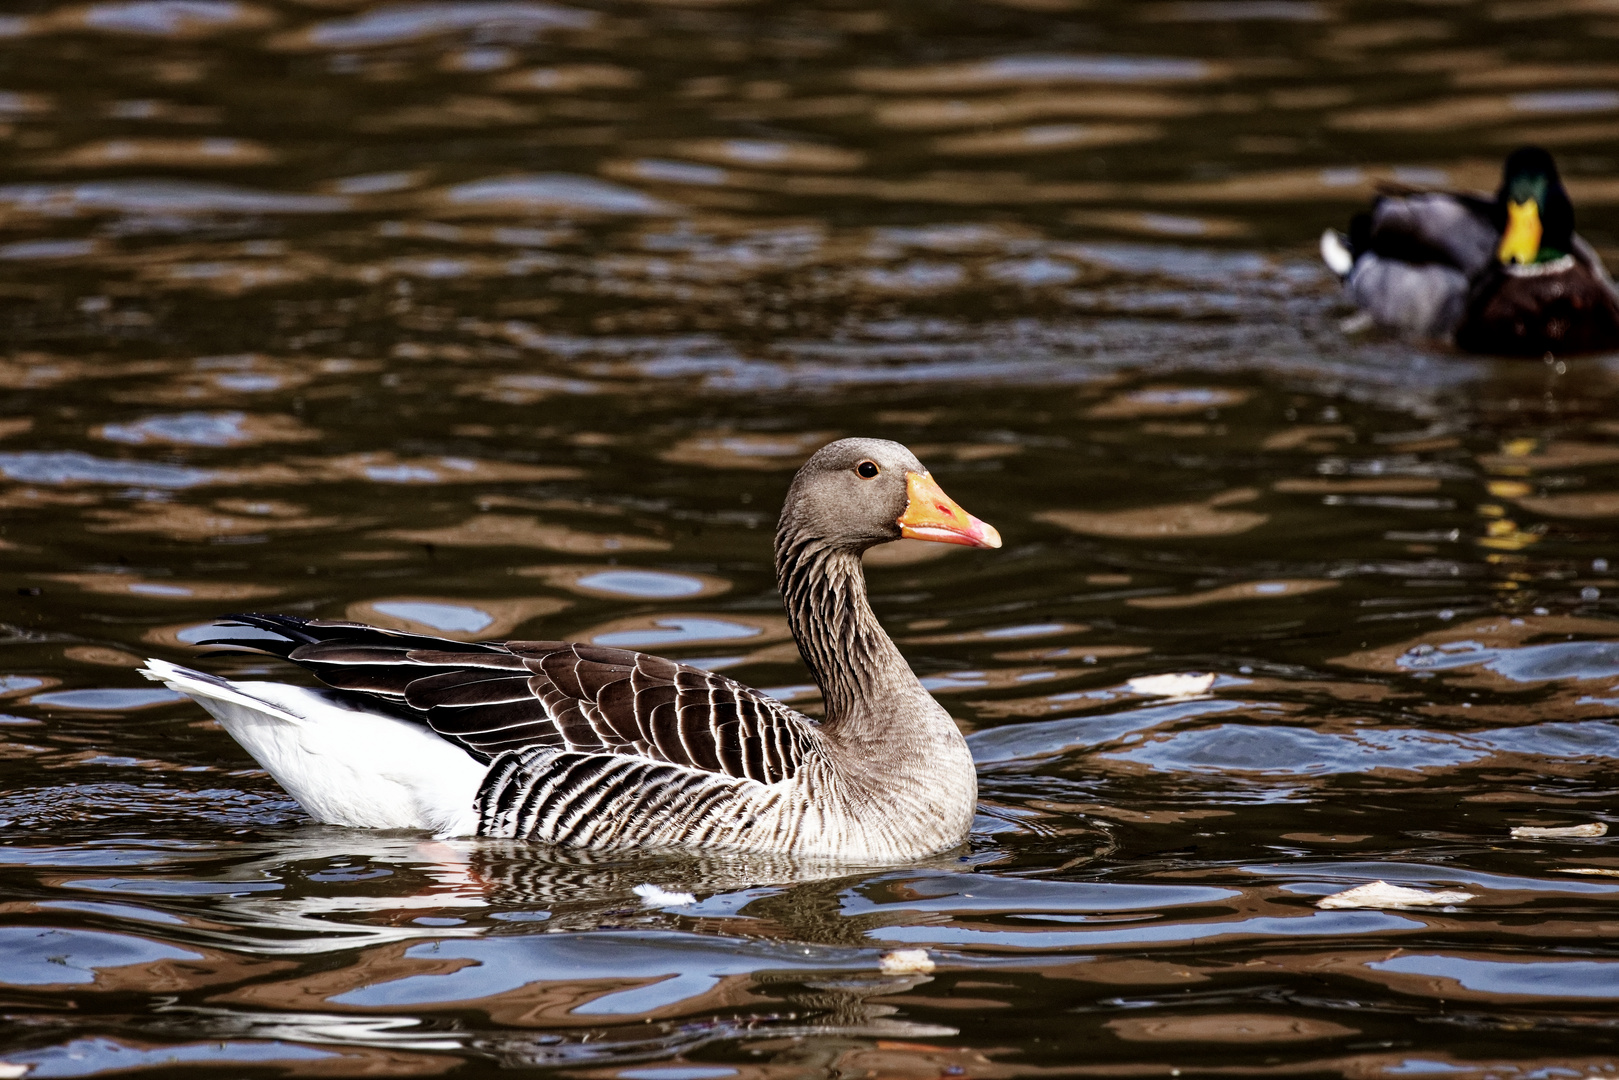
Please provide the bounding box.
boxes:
[2,0,1619,1076]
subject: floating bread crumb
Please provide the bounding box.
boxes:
[1510,822,1607,839]
[1126,672,1216,698]
[1317,881,1475,910]
[879,948,936,974]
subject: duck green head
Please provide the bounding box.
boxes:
[1495,145,1574,266]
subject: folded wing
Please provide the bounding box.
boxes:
[1360,190,1498,276]
[206,614,816,786]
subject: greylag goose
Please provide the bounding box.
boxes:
[142,438,1001,863]
[1320,145,1619,356]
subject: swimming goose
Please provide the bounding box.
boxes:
[1320,146,1619,356]
[142,438,1001,863]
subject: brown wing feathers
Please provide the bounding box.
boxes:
[204,613,811,785]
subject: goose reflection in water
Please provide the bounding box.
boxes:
[151,831,971,1066]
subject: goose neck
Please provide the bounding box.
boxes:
[774,531,916,733]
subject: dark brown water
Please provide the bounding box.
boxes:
[2,0,1619,1076]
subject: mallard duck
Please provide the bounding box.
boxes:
[1320,146,1619,356]
[142,438,1002,863]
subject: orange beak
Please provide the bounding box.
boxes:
[897,471,1002,549]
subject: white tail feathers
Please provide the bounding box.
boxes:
[142,659,483,836]
[1320,228,1355,277]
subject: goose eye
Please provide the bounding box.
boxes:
[856,460,880,479]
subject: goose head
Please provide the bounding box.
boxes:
[778,438,1001,553]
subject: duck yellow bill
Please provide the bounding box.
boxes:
[897,471,1002,549]
[1498,198,1542,265]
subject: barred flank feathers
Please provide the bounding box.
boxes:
[474,750,763,848]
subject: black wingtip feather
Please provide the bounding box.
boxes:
[197,613,512,657]
[195,648,270,660]
[212,613,319,647]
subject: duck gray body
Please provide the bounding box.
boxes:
[144,438,998,863]
[1337,192,1496,339]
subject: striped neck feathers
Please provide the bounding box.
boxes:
[774,528,919,731]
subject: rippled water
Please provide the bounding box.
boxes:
[2,0,1619,1076]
